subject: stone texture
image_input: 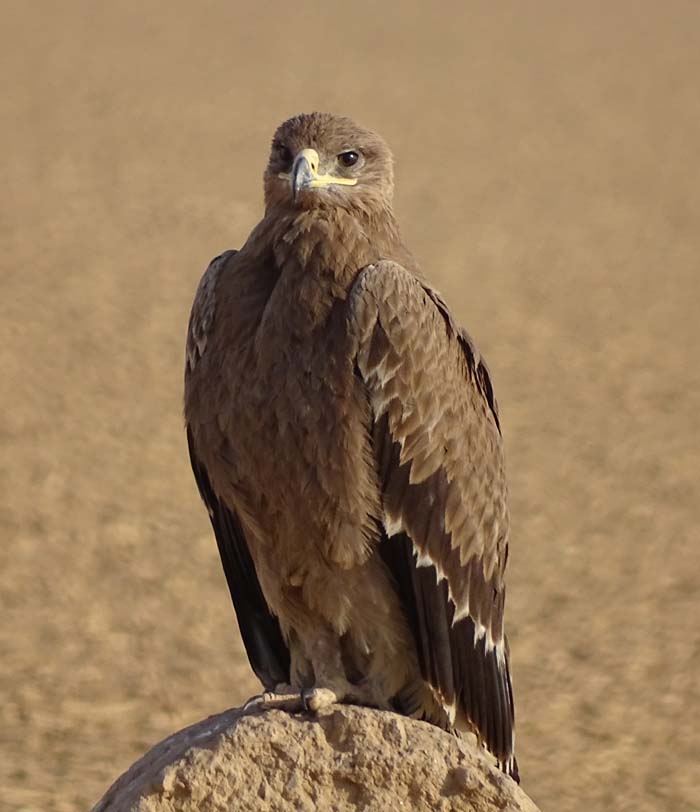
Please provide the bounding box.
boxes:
[92,704,540,812]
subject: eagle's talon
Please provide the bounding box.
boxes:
[243,690,305,713]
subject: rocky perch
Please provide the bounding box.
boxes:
[92,703,540,812]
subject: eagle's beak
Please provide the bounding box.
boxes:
[291,149,319,200]
[283,147,358,200]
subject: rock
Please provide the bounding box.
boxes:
[92,703,540,812]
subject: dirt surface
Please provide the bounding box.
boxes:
[2,2,698,811]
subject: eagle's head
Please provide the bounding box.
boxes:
[264,112,394,215]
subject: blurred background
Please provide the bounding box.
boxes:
[2,2,698,810]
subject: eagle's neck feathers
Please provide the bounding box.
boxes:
[255,205,406,336]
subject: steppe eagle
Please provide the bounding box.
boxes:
[184,112,518,780]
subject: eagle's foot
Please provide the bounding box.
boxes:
[302,680,382,712]
[245,678,378,716]
[243,685,305,713]
[302,686,341,712]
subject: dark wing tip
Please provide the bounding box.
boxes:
[187,428,290,689]
[379,531,516,777]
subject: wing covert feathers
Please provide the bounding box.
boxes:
[349,261,518,780]
[186,250,236,373]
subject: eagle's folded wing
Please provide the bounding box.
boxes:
[185,251,290,691]
[348,261,517,779]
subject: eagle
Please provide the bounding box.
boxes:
[184,112,518,780]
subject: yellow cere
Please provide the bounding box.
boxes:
[278,172,358,187]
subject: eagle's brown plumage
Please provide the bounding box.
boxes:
[184,112,518,780]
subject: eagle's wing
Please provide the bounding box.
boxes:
[348,261,517,780]
[185,252,290,691]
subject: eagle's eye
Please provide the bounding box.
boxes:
[338,150,360,168]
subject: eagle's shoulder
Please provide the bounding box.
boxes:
[186,249,237,374]
[348,260,500,434]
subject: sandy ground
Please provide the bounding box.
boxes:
[2,2,698,810]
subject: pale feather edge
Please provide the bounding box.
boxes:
[382,511,505,667]
[186,250,236,372]
[384,510,516,770]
